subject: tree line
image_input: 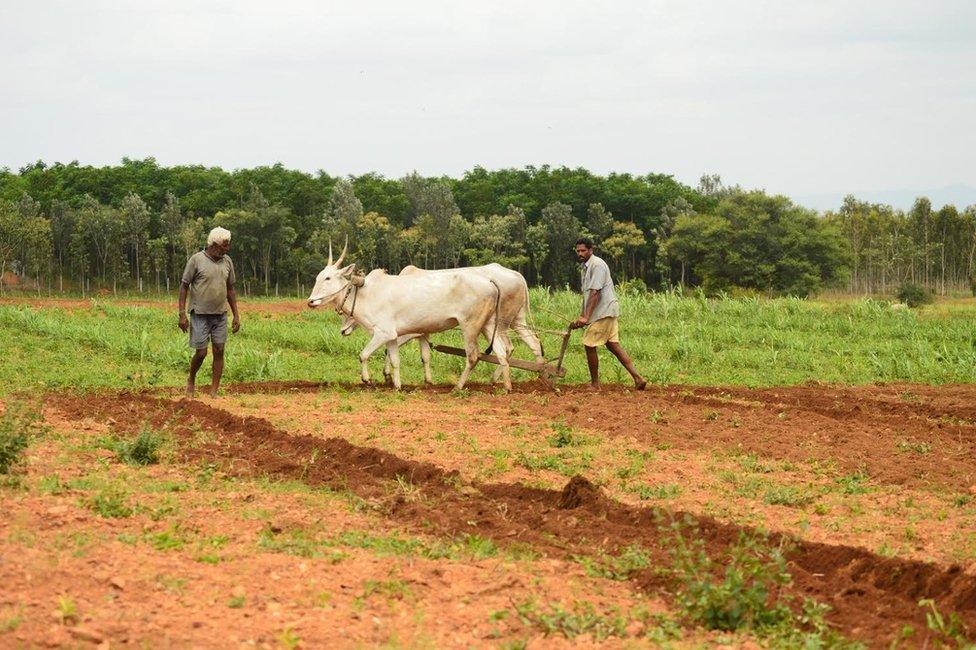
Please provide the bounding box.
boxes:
[0,158,972,298]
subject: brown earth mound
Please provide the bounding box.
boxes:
[49,391,976,646]
[187,378,976,491]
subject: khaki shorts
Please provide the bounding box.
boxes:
[582,316,619,347]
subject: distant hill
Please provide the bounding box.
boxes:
[793,184,976,212]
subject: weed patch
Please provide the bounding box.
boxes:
[575,544,651,581]
[0,399,42,474]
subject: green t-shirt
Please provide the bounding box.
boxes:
[181,251,236,315]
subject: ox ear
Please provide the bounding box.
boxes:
[340,263,357,278]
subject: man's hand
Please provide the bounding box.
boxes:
[570,315,589,330]
[178,312,189,332]
[231,316,241,333]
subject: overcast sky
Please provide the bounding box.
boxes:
[2,0,974,200]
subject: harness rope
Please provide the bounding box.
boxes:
[336,281,360,319]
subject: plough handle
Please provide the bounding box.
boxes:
[554,325,573,373]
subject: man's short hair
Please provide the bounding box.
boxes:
[575,237,594,249]
[207,227,232,246]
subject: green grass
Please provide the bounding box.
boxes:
[3,291,976,393]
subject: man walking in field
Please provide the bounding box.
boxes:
[178,226,241,397]
[569,237,646,391]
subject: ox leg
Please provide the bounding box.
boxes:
[490,331,513,392]
[385,340,403,389]
[514,314,544,362]
[360,331,394,384]
[489,332,514,384]
[383,348,393,385]
[419,336,433,384]
[456,327,482,390]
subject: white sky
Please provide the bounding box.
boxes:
[1,0,974,198]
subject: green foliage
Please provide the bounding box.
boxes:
[636,483,682,500]
[7,291,976,394]
[256,525,503,563]
[665,522,863,647]
[663,192,849,296]
[0,399,41,474]
[55,596,78,625]
[836,471,872,495]
[668,526,793,632]
[512,599,628,641]
[763,484,817,507]
[3,160,975,296]
[576,544,651,580]
[115,425,167,465]
[902,283,937,310]
[918,598,972,647]
[897,283,933,308]
[546,422,581,448]
[86,484,133,518]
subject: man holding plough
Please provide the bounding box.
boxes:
[570,237,646,391]
[178,227,241,397]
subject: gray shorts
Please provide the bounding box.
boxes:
[189,312,228,349]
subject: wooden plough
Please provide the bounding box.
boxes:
[431,326,573,381]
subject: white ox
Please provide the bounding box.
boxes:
[340,264,544,385]
[307,245,512,390]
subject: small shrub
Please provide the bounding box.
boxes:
[55,596,78,625]
[86,485,133,518]
[664,522,862,646]
[836,471,871,494]
[0,400,42,474]
[668,526,793,632]
[117,425,166,465]
[547,422,581,448]
[617,278,648,296]
[896,283,932,308]
[764,484,816,507]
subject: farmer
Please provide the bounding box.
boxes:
[569,237,646,390]
[178,226,241,397]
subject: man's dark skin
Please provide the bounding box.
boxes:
[569,242,645,390]
[178,239,241,397]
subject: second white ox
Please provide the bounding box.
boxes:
[340,263,544,385]
[307,245,513,390]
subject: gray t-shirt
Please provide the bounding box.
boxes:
[181,250,236,315]
[580,255,619,321]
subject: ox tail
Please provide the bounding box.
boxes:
[483,279,501,354]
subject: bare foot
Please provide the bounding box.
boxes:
[208,388,220,398]
[185,383,195,398]
[587,383,601,392]
[635,378,647,391]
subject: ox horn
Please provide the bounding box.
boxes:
[327,239,333,266]
[335,236,348,267]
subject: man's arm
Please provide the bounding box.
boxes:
[571,289,601,329]
[227,279,240,333]
[178,282,190,332]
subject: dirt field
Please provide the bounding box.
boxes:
[2,381,976,647]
